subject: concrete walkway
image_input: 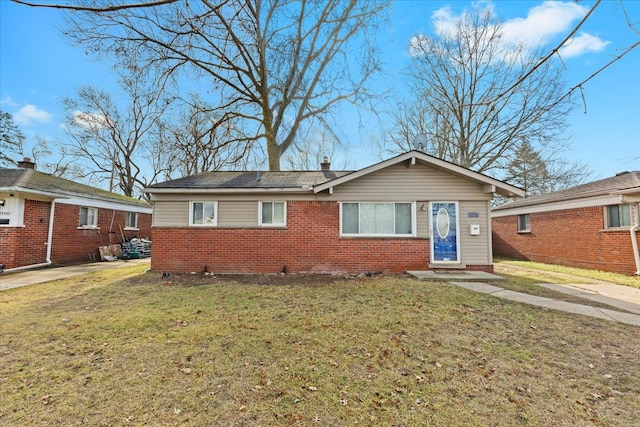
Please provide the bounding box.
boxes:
[0,258,150,291]
[408,271,640,327]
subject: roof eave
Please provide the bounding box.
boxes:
[312,150,525,198]
[144,187,313,194]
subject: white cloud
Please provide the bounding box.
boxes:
[13,104,52,125]
[559,32,610,58]
[0,96,19,107]
[417,1,609,60]
[72,110,110,130]
[501,1,588,46]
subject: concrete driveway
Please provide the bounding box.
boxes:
[0,258,150,291]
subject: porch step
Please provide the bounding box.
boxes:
[428,263,467,270]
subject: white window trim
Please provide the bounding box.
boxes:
[339,201,417,237]
[258,201,287,227]
[604,204,631,229]
[124,212,139,230]
[78,206,99,229]
[517,213,531,233]
[189,201,218,227]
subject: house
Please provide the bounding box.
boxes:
[492,171,640,275]
[144,151,524,275]
[0,158,152,272]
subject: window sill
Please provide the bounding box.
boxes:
[600,227,633,232]
[340,235,423,239]
[77,226,99,230]
[124,227,139,231]
[0,224,25,228]
[258,224,287,228]
[517,230,531,234]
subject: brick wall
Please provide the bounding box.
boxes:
[0,198,152,269]
[492,205,640,275]
[50,203,152,265]
[0,199,50,269]
[151,201,494,274]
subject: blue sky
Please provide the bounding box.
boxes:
[1,0,638,181]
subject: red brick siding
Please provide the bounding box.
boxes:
[151,201,494,274]
[492,206,639,275]
[0,199,50,269]
[0,199,152,269]
[50,204,152,265]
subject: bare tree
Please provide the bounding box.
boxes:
[62,0,389,171]
[389,7,575,176]
[158,98,257,179]
[61,68,170,197]
[282,127,353,170]
[0,110,25,167]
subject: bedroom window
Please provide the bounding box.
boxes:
[259,201,286,226]
[190,201,217,226]
[79,207,98,228]
[517,214,530,232]
[606,204,631,228]
[125,212,138,229]
[341,202,414,236]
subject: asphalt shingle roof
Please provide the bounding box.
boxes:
[147,170,353,190]
[0,167,150,207]
[494,171,640,211]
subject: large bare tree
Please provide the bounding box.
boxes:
[158,97,257,179]
[389,7,575,178]
[61,68,171,197]
[62,0,388,170]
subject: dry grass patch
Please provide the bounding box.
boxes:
[1,267,639,426]
[495,259,640,289]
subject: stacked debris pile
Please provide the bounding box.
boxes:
[122,238,152,259]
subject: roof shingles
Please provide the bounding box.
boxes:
[494,171,640,210]
[0,167,149,207]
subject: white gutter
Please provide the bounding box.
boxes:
[621,195,640,276]
[3,199,57,273]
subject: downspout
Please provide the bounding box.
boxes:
[621,196,640,276]
[3,199,56,273]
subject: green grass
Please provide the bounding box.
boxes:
[1,266,639,426]
[495,258,640,288]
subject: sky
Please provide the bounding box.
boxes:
[1,0,639,183]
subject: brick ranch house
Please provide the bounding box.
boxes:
[0,158,152,272]
[144,150,524,275]
[492,171,640,275]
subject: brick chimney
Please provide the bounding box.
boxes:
[17,157,35,169]
[320,156,331,171]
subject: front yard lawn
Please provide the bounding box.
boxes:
[1,265,639,426]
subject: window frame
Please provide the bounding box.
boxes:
[125,211,139,230]
[79,206,98,229]
[340,201,416,237]
[517,213,531,233]
[605,204,631,229]
[189,201,218,227]
[258,201,287,227]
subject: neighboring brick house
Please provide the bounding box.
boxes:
[144,151,524,275]
[492,171,640,275]
[0,158,152,272]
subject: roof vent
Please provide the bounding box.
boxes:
[616,171,630,176]
[17,157,36,169]
[321,156,331,171]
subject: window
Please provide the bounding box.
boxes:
[125,212,138,229]
[260,201,286,226]
[190,201,217,226]
[606,204,631,228]
[341,202,414,236]
[517,214,530,232]
[79,207,98,228]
